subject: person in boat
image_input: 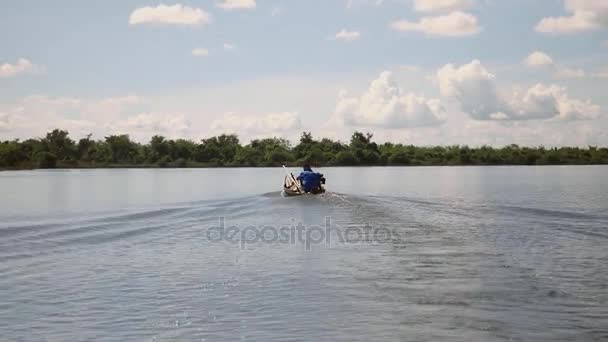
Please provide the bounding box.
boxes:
[296,164,325,194]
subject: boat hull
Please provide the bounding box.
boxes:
[281,174,325,197]
[281,188,303,197]
[281,187,325,197]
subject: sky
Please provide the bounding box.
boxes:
[1,0,607,146]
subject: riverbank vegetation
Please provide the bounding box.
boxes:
[1,129,608,169]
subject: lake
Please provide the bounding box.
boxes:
[1,166,607,341]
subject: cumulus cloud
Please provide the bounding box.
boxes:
[210,112,302,136]
[223,43,236,51]
[552,89,601,120]
[522,51,607,80]
[524,51,554,68]
[114,113,191,140]
[85,96,143,119]
[192,48,209,56]
[437,60,601,121]
[390,11,481,36]
[332,71,445,129]
[413,0,474,13]
[334,29,361,41]
[535,0,608,34]
[0,95,147,139]
[520,51,608,80]
[0,58,43,79]
[210,112,301,140]
[216,0,256,10]
[0,94,211,142]
[129,4,211,26]
[436,60,502,119]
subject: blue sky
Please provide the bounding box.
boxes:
[1,0,607,146]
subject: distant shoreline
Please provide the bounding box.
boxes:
[2,129,608,170]
[2,163,608,172]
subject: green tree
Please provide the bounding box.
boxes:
[77,134,96,161]
[172,139,196,160]
[105,134,137,163]
[233,146,264,166]
[293,131,315,160]
[149,135,170,162]
[194,134,241,164]
[0,141,27,167]
[333,150,358,165]
[35,151,57,168]
[349,132,380,165]
[43,129,76,161]
[2,129,608,169]
[388,150,411,165]
[249,137,292,166]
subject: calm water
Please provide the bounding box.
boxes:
[1,166,607,341]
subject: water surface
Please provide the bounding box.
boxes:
[1,166,607,341]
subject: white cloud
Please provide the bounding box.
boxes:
[332,71,445,128]
[334,29,361,41]
[390,11,481,36]
[437,60,502,120]
[114,113,191,140]
[0,58,43,79]
[535,12,598,34]
[437,60,601,121]
[210,112,302,137]
[535,0,608,34]
[223,43,236,51]
[216,0,256,10]
[552,89,601,120]
[413,0,474,13]
[86,95,143,119]
[524,51,554,68]
[192,48,209,56]
[0,95,146,139]
[522,51,605,80]
[2,72,606,147]
[0,94,225,142]
[129,4,211,26]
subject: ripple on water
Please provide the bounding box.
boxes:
[1,181,608,341]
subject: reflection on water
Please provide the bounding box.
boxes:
[1,166,607,341]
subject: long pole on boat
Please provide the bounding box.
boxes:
[282,165,303,193]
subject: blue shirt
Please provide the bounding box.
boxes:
[297,171,322,192]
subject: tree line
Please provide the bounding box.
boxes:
[1,129,608,169]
